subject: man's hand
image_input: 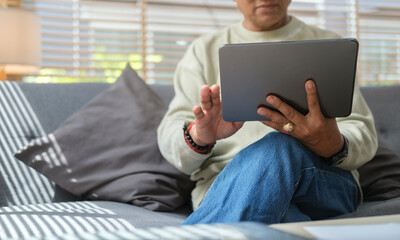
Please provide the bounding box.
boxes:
[257,80,344,158]
[190,84,244,146]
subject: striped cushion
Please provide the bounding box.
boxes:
[55,224,243,240]
[3,221,304,240]
[0,201,135,239]
[0,82,55,207]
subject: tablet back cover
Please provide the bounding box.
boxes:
[219,38,358,122]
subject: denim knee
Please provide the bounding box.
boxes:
[234,131,316,169]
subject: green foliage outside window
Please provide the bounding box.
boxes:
[24,46,163,84]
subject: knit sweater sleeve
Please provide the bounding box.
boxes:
[336,84,378,170]
[157,41,213,175]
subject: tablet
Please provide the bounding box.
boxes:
[219,38,359,122]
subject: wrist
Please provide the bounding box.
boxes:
[324,135,349,166]
[330,134,345,158]
[183,122,216,154]
[188,124,210,146]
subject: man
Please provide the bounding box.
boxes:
[157,0,377,224]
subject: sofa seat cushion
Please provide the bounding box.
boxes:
[0,201,133,239]
[0,200,190,239]
[0,210,299,240]
[333,197,400,219]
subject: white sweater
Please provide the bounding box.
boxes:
[157,16,378,210]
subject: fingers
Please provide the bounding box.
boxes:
[258,94,303,135]
[257,106,294,134]
[305,80,323,118]
[258,80,323,128]
[200,84,221,112]
[266,95,303,124]
[210,84,221,107]
[259,118,289,134]
[257,107,288,126]
[192,105,205,121]
[200,85,212,111]
[195,84,221,123]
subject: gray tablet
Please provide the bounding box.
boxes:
[219,38,359,122]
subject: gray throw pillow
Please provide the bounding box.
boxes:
[358,141,400,201]
[14,64,193,211]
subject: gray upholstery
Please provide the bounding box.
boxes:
[19,82,110,133]
[334,197,400,219]
[360,85,400,155]
[93,201,190,228]
[0,200,189,239]
[18,83,175,134]
[3,81,400,229]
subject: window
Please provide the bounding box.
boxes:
[17,0,400,85]
[358,0,400,84]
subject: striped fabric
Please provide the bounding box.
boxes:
[22,222,307,240]
[3,221,245,240]
[0,201,136,240]
[0,81,55,206]
[54,225,240,240]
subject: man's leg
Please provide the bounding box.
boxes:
[280,203,312,223]
[288,156,360,221]
[183,132,359,225]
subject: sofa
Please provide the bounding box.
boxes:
[1,73,400,239]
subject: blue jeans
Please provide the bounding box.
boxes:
[183,132,359,225]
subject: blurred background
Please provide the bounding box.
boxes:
[2,0,399,85]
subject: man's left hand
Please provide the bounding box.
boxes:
[257,80,344,158]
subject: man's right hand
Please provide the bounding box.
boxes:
[189,84,244,146]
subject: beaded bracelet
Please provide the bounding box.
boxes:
[183,122,216,154]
